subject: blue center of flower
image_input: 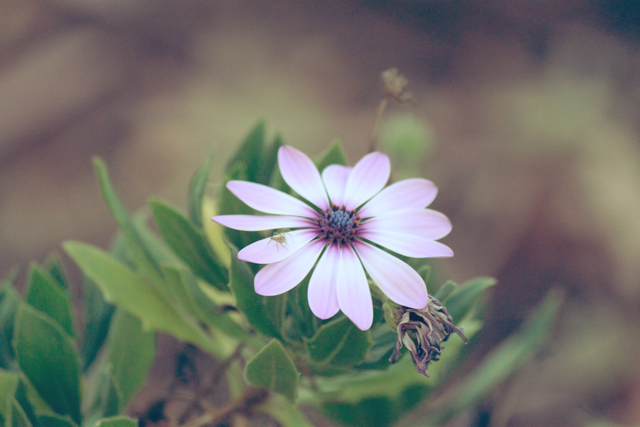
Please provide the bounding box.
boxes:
[318,204,361,245]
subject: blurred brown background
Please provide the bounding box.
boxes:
[2,1,640,426]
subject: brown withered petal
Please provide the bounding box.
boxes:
[389,298,469,377]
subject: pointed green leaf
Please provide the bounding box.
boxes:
[38,414,75,427]
[14,304,82,424]
[0,369,19,427]
[84,364,119,423]
[92,157,162,280]
[63,241,221,357]
[149,199,227,290]
[45,255,69,290]
[245,340,299,403]
[433,280,457,303]
[81,276,115,372]
[445,277,497,321]
[189,150,215,228]
[0,282,19,368]
[107,310,155,411]
[306,316,373,369]
[255,134,283,185]
[227,245,278,338]
[25,265,75,338]
[314,140,348,172]
[225,121,265,183]
[15,380,41,427]
[94,416,137,427]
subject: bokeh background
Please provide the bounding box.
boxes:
[2,1,640,426]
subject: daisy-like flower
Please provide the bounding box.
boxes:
[212,146,453,331]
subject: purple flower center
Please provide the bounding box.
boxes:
[317,204,361,245]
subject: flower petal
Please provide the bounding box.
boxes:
[357,230,454,258]
[360,209,452,239]
[336,245,373,331]
[254,239,326,296]
[321,165,352,207]
[307,243,340,319]
[354,240,429,309]
[238,229,320,264]
[226,181,317,217]
[212,215,316,231]
[278,146,330,210]
[343,152,390,210]
[358,179,438,218]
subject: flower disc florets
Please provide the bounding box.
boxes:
[319,205,360,245]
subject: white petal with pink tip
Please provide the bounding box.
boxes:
[354,240,429,309]
[226,181,317,217]
[321,165,352,207]
[278,146,330,210]
[358,230,454,258]
[343,152,390,210]
[238,229,320,264]
[308,243,340,319]
[336,245,373,331]
[212,215,316,231]
[360,209,452,239]
[358,179,438,218]
[254,239,325,296]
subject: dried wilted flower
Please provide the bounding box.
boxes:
[381,68,414,104]
[386,298,468,377]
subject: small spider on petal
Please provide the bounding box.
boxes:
[212,146,453,331]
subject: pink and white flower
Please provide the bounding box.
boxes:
[212,146,453,331]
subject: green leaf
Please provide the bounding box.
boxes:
[84,364,119,423]
[227,245,279,338]
[81,276,115,372]
[0,369,19,427]
[0,282,19,369]
[14,304,82,424]
[45,255,69,290]
[257,395,313,427]
[38,414,76,427]
[255,134,283,186]
[244,339,299,403]
[314,140,348,172]
[149,199,228,290]
[306,316,373,369]
[63,242,221,358]
[433,280,457,303]
[92,157,162,280]
[445,277,497,322]
[12,401,33,427]
[93,416,137,427]
[106,310,155,411]
[14,380,41,427]
[25,265,75,338]
[225,121,265,183]
[188,150,215,229]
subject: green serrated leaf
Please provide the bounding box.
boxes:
[256,134,283,186]
[306,316,373,369]
[14,304,82,424]
[107,310,155,411]
[245,339,299,403]
[445,277,497,321]
[225,121,265,183]
[63,242,221,358]
[92,157,162,281]
[25,265,75,338]
[314,140,348,172]
[189,150,215,229]
[227,245,279,338]
[433,280,457,303]
[38,414,75,427]
[149,199,228,290]
[93,416,137,427]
